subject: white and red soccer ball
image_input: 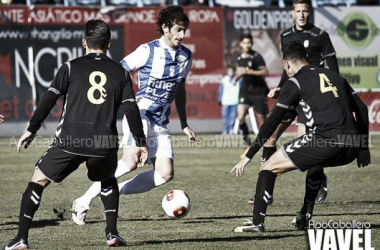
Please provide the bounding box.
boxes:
[162,190,191,218]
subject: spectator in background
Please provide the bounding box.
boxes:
[235,33,269,158]
[219,66,240,135]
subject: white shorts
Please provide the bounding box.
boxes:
[121,114,173,161]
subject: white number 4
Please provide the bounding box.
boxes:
[319,73,338,98]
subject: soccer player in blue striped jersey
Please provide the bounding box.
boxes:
[72,6,196,225]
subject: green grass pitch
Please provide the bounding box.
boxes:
[0,135,379,250]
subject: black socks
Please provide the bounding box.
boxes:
[252,170,277,225]
[101,177,119,236]
[17,182,44,239]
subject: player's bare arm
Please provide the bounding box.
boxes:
[17,131,35,153]
[16,83,61,153]
[231,157,251,177]
[175,79,196,142]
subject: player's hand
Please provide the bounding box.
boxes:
[236,66,247,76]
[17,131,35,153]
[231,156,251,177]
[267,87,281,99]
[357,149,371,168]
[183,127,196,143]
[232,76,238,86]
[0,113,4,124]
[135,146,148,168]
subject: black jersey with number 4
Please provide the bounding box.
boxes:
[278,65,358,139]
[281,24,336,67]
[29,53,138,157]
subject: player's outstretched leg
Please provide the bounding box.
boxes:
[5,182,45,250]
[235,170,277,233]
[247,146,276,206]
[119,157,172,195]
[119,170,167,195]
[292,167,324,229]
[100,177,126,247]
[248,121,291,205]
[72,160,132,225]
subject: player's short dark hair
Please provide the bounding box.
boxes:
[292,0,312,9]
[282,41,307,62]
[84,20,111,51]
[156,6,190,36]
[240,33,253,42]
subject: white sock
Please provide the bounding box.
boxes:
[119,170,167,195]
[115,159,132,178]
[76,160,131,206]
[76,182,101,207]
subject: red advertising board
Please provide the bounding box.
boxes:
[359,92,380,132]
[0,6,225,123]
[0,6,379,133]
[120,7,225,119]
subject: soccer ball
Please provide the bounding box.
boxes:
[162,190,191,218]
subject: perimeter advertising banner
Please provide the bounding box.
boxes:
[223,7,293,88]
[315,7,380,89]
[0,6,224,123]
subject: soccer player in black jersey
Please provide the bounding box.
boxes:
[235,33,269,157]
[5,20,148,249]
[249,0,341,206]
[232,42,370,233]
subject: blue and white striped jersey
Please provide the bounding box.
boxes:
[120,37,192,125]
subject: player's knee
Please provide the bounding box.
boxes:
[160,172,173,182]
[153,170,171,187]
[155,166,173,182]
[30,170,50,187]
[101,177,118,189]
[260,160,283,176]
[120,157,137,171]
[32,179,49,188]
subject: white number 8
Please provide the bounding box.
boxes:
[87,71,107,105]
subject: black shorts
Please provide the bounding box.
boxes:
[239,93,268,116]
[281,134,358,172]
[35,145,118,183]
